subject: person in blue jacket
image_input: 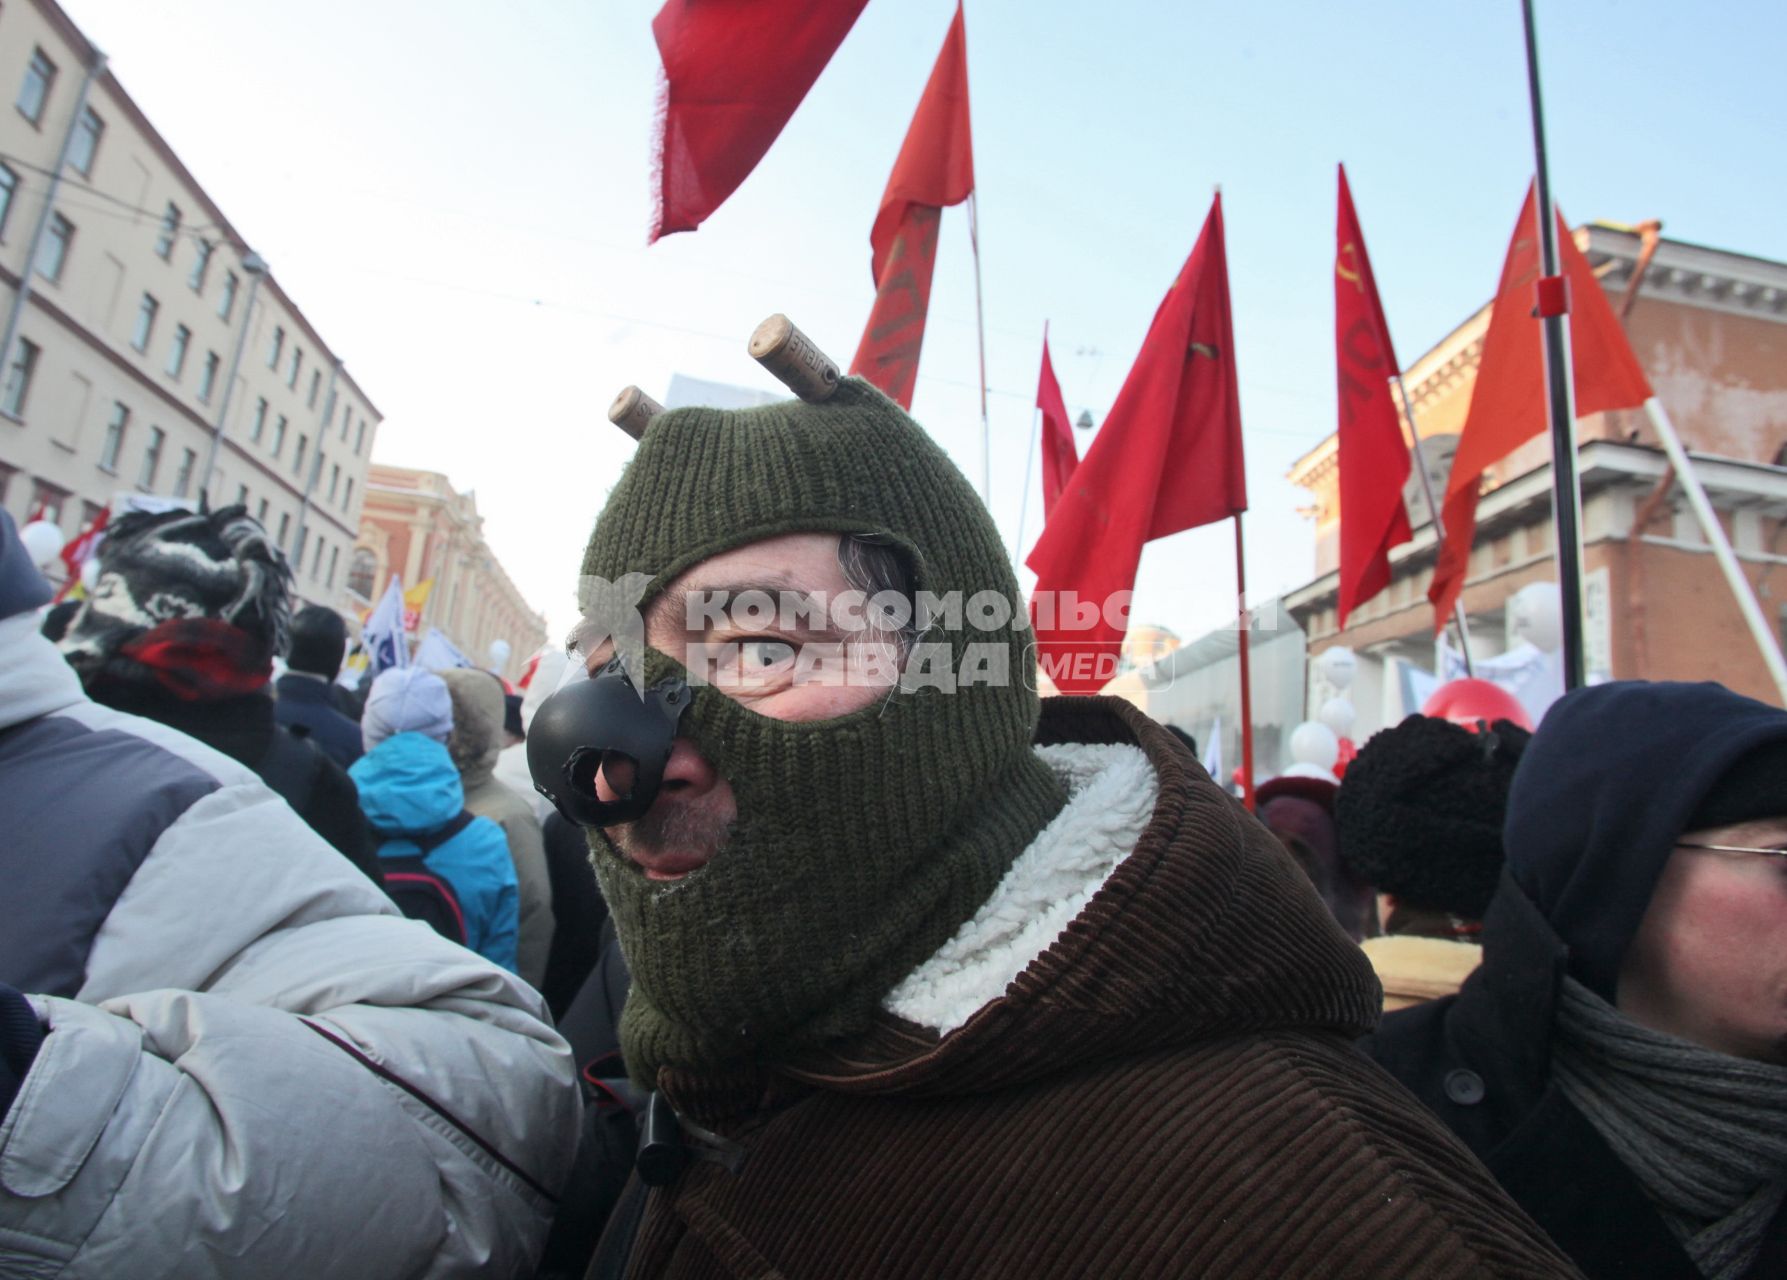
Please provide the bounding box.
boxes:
[351,667,520,973]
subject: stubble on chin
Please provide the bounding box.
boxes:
[608,801,735,866]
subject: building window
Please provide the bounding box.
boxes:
[197,350,220,402]
[218,269,239,322]
[17,49,56,126]
[287,346,303,390]
[29,479,67,524]
[166,324,191,379]
[327,544,339,589]
[293,434,308,476]
[342,477,354,511]
[131,293,159,352]
[292,524,307,567]
[307,367,321,408]
[139,426,165,488]
[255,497,269,523]
[277,512,291,549]
[78,500,105,534]
[155,202,181,260]
[347,548,376,599]
[0,164,16,240]
[188,239,213,292]
[266,325,284,369]
[235,483,248,508]
[171,447,197,499]
[0,462,16,505]
[68,105,103,176]
[97,402,129,472]
[323,389,338,430]
[354,419,366,454]
[272,414,288,458]
[328,462,340,502]
[250,397,268,443]
[311,535,324,579]
[37,213,73,282]
[2,338,40,418]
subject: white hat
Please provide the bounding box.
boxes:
[363,667,454,750]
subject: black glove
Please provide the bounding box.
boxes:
[0,983,46,1121]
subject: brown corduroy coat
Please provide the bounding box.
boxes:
[603,699,1578,1279]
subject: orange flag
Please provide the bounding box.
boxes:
[1334,165,1412,627]
[1428,183,1652,627]
[848,3,974,409]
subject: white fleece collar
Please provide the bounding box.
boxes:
[882,741,1159,1034]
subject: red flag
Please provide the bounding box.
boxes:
[848,2,974,409]
[1334,165,1413,627]
[1036,327,1077,516]
[649,0,868,243]
[1027,194,1247,694]
[1428,183,1652,626]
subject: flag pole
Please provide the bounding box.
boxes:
[1643,398,1787,702]
[967,190,992,503]
[1392,374,1477,677]
[1521,0,1588,690]
[1234,513,1257,811]
[1015,406,1040,564]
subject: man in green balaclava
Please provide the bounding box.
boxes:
[548,373,1577,1279]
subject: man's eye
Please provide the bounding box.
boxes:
[740,639,795,672]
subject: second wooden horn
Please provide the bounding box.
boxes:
[749,314,840,403]
[608,385,663,441]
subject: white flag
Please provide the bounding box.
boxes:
[1201,715,1223,781]
[364,575,410,677]
[415,627,474,671]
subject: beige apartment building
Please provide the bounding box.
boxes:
[352,464,546,681]
[1286,224,1787,734]
[0,0,378,611]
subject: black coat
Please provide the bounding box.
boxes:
[1363,679,1787,1280]
[273,672,364,769]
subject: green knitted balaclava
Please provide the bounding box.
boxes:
[581,377,1065,1086]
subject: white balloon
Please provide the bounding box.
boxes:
[487,638,512,668]
[1315,646,1357,691]
[1511,581,1564,654]
[81,557,101,589]
[1289,720,1340,771]
[18,520,64,570]
[1318,696,1356,739]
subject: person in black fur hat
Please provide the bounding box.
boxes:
[1337,713,1531,1009]
[56,505,380,883]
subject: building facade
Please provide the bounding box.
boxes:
[352,464,546,680]
[1286,225,1787,736]
[0,0,379,612]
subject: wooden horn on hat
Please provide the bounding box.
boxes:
[749,314,840,404]
[608,385,663,441]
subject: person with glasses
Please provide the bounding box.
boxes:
[1363,680,1787,1280]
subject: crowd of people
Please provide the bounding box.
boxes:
[1,372,1783,1279]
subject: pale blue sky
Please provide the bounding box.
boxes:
[56,0,1787,644]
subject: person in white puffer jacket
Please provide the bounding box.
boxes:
[0,510,580,1279]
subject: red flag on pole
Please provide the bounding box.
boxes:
[1334,165,1413,627]
[848,2,974,409]
[1428,182,1652,627]
[53,504,108,600]
[649,0,868,243]
[1036,328,1077,516]
[1027,194,1247,694]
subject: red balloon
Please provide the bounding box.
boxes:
[1421,678,1534,732]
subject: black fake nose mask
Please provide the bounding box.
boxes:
[527,657,690,828]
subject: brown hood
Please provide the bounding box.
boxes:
[440,666,505,784]
[664,698,1382,1119]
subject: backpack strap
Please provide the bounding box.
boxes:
[412,810,477,857]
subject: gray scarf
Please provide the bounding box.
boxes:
[1553,976,1787,1280]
